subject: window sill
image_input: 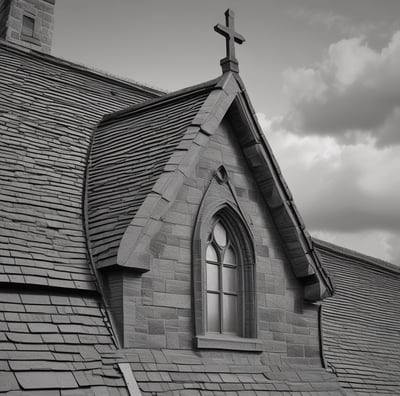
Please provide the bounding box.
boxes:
[21,34,41,45]
[195,335,263,352]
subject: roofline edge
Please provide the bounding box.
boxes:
[0,39,164,97]
[314,238,400,274]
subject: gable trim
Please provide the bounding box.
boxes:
[116,79,238,271]
[113,72,333,301]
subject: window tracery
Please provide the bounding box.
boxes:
[206,220,239,335]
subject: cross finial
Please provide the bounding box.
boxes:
[214,9,245,73]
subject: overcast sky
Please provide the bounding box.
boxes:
[53,0,400,265]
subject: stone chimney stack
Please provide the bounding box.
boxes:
[0,0,55,54]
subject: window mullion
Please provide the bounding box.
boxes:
[219,261,223,333]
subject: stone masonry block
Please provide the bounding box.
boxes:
[153,293,190,309]
[148,319,165,335]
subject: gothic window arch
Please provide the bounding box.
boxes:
[206,217,244,335]
[193,195,262,351]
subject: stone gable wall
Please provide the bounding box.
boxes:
[122,119,322,366]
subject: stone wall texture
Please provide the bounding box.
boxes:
[5,0,55,53]
[121,118,322,367]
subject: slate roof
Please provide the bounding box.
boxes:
[0,41,164,395]
[315,239,400,395]
[0,287,129,395]
[120,348,346,395]
[0,41,161,291]
[1,39,400,396]
[87,81,216,269]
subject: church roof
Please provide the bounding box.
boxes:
[0,41,160,291]
[0,40,165,394]
[315,240,400,394]
[0,38,399,395]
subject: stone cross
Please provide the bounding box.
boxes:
[214,9,245,73]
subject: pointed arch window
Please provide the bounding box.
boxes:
[206,220,239,335]
[193,201,262,351]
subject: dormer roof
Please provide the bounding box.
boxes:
[87,72,334,301]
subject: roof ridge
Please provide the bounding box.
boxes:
[101,76,222,122]
[313,237,400,274]
[0,39,164,96]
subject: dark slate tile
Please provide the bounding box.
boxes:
[15,371,78,389]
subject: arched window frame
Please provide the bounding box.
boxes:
[193,195,262,351]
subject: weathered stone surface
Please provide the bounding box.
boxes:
[4,0,55,54]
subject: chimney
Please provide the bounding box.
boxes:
[0,0,55,54]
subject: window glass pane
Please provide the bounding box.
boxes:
[206,245,218,262]
[213,222,227,247]
[223,246,236,265]
[207,263,219,291]
[223,294,237,334]
[222,267,237,293]
[207,293,220,332]
[22,15,35,37]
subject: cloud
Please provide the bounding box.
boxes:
[258,113,400,264]
[312,229,400,264]
[288,8,378,38]
[280,32,400,147]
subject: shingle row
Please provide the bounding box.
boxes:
[119,348,345,396]
[0,288,129,394]
[316,241,400,395]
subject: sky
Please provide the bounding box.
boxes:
[52,0,400,265]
